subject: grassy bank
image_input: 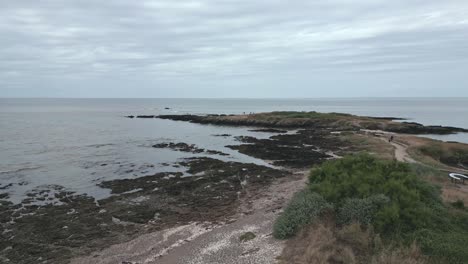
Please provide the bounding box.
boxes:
[274,154,468,263]
[416,142,468,168]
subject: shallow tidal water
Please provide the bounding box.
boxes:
[1,98,467,203]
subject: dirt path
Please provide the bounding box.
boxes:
[361,129,417,163]
[71,171,308,264]
[389,140,417,163]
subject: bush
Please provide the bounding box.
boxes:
[273,190,332,239]
[337,194,390,226]
[309,153,441,235]
[413,229,468,263]
[273,153,468,262]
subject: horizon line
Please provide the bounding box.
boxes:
[1,96,468,100]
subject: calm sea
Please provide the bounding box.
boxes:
[1,98,467,203]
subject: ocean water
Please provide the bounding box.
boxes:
[1,98,467,203]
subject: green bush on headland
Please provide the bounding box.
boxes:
[336,194,390,226]
[309,153,442,235]
[274,153,468,263]
[273,190,332,239]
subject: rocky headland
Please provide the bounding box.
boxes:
[153,111,468,135]
[2,111,468,263]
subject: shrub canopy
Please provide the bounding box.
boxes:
[273,190,332,239]
[309,153,441,234]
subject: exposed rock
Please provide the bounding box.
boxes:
[1,158,287,263]
[386,122,468,135]
[153,142,205,154]
[227,129,350,168]
[212,134,232,137]
[152,142,229,156]
[239,232,256,242]
[205,150,230,156]
[249,128,288,133]
[152,112,468,135]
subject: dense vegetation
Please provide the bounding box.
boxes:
[273,191,332,239]
[274,153,468,263]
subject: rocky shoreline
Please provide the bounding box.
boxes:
[2,111,468,263]
[151,112,468,135]
[0,157,289,263]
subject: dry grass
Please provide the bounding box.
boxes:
[340,133,395,160]
[399,135,468,171]
[393,136,468,206]
[441,185,468,205]
[370,243,426,264]
[278,221,427,264]
[278,223,356,264]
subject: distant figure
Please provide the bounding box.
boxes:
[389,135,394,142]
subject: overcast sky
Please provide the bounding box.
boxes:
[1,0,468,98]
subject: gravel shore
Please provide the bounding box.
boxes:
[71,171,308,264]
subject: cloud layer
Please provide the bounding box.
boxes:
[1,0,468,97]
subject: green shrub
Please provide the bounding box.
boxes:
[337,194,390,226]
[309,153,441,235]
[273,190,332,239]
[413,229,468,263]
[301,153,468,262]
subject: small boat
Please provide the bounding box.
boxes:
[449,173,468,183]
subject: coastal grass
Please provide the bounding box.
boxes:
[274,153,468,263]
[339,133,396,160]
[417,142,468,168]
[278,222,427,264]
[404,137,468,170]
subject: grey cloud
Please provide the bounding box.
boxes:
[1,0,468,97]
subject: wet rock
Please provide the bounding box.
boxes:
[205,150,230,156]
[0,157,287,263]
[239,232,256,242]
[136,115,156,118]
[99,157,286,227]
[228,130,340,168]
[152,142,229,156]
[153,142,205,153]
[0,183,13,190]
[0,187,137,264]
[212,134,232,137]
[385,122,468,135]
[154,113,468,135]
[126,115,135,119]
[249,128,288,133]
